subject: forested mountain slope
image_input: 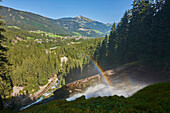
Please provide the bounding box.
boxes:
[0,6,111,37]
[56,15,112,37]
[0,6,69,34]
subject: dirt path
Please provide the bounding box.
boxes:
[31,74,58,99]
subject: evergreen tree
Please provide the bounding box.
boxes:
[107,23,116,65]
[93,42,101,63]
[0,0,12,110]
[98,35,108,68]
[103,0,169,69]
[151,0,170,69]
[118,11,129,63]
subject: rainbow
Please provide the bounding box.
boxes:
[72,46,112,87]
[83,54,112,87]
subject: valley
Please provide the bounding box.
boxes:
[0,0,169,112]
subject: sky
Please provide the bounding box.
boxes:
[0,0,133,23]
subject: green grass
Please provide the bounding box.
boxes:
[8,26,21,30]
[105,30,110,34]
[70,42,81,44]
[72,32,82,36]
[30,30,45,34]
[92,30,103,35]
[31,31,63,38]
[26,37,34,39]
[48,34,62,38]
[19,82,170,113]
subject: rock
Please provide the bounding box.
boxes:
[74,89,82,92]
[53,86,70,99]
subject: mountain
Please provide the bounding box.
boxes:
[0,6,112,37]
[0,6,69,34]
[56,15,112,37]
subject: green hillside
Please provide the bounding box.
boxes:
[56,15,112,37]
[17,82,170,113]
[57,16,111,33]
[0,6,111,37]
[0,6,70,34]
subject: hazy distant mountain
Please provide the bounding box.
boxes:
[106,23,113,26]
[0,6,112,37]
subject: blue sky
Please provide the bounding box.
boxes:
[0,0,133,23]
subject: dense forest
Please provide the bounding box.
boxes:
[93,0,170,71]
[0,23,104,98]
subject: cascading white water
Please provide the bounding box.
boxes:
[66,82,147,101]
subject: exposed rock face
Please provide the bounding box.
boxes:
[53,86,70,100]
[67,74,102,95]
[53,74,102,99]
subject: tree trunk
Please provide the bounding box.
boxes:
[0,95,4,110]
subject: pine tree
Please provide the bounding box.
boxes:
[0,0,12,110]
[116,11,129,64]
[152,0,170,68]
[98,35,108,68]
[107,23,116,65]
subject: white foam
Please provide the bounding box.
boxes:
[66,83,147,101]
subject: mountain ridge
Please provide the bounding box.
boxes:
[0,6,112,37]
[56,15,111,35]
[0,6,69,34]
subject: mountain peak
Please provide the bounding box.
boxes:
[76,15,84,19]
[75,15,95,23]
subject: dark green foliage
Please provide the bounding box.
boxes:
[96,35,108,69]
[7,42,60,94]
[0,2,12,110]
[95,0,170,70]
[59,38,103,83]
[107,23,116,66]
[0,6,12,99]
[20,82,170,113]
[0,24,104,94]
[1,27,63,94]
